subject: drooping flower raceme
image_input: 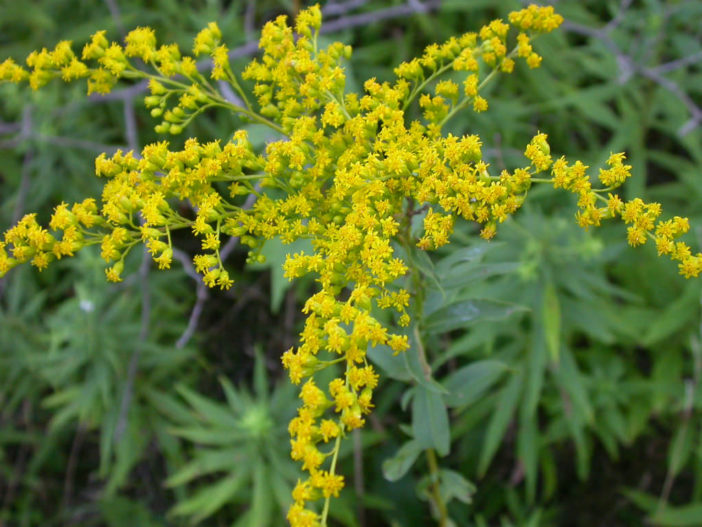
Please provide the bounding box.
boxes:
[1,5,700,526]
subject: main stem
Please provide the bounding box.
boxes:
[426,448,448,527]
[401,200,449,527]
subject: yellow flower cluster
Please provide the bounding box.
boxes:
[0,199,101,275]
[1,4,698,525]
[0,19,267,136]
[521,134,702,278]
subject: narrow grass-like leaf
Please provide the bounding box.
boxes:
[478,371,522,476]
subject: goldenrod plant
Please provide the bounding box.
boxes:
[1,4,701,526]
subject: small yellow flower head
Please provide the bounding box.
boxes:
[61,58,89,81]
[211,45,230,80]
[216,269,233,290]
[82,30,109,60]
[606,193,624,216]
[500,57,515,73]
[626,225,647,247]
[420,94,449,123]
[49,203,75,231]
[125,27,157,61]
[526,52,542,68]
[154,248,173,270]
[480,223,497,240]
[418,209,455,249]
[296,4,322,38]
[51,41,75,67]
[388,334,409,354]
[31,251,52,271]
[509,4,564,33]
[598,152,632,187]
[300,379,328,411]
[340,406,364,429]
[287,503,320,527]
[105,260,124,282]
[479,19,509,41]
[0,58,28,82]
[72,199,100,227]
[672,216,690,235]
[524,133,552,172]
[622,198,644,224]
[473,95,488,112]
[87,68,116,95]
[291,479,314,504]
[319,419,340,442]
[100,43,128,76]
[655,235,674,256]
[453,47,479,72]
[680,255,702,278]
[435,79,459,102]
[312,470,344,498]
[193,22,221,56]
[394,58,423,80]
[517,32,532,58]
[463,74,479,97]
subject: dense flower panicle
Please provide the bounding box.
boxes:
[1,4,699,525]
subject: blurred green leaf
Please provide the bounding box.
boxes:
[443,359,510,408]
[479,372,523,476]
[382,439,423,482]
[412,385,450,456]
[543,280,561,364]
[650,503,702,526]
[424,299,528,335]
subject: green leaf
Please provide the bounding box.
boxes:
[543,281,561,363]
[247,464,272,527]
[412,385,450,456]
[401,329,448,394]
[252,346,269,401]
[441,262,521,289]
[218,375,246,415]
[248,237,312,314]
[554,348,594,425]
[168,426,249,445]
[424,299,528,335]
[517,416,538,503]
[142,388,198,425]
[650,503,702,526]
[165,448,240,487]
[439,469,476,504]
[170,471,248,522]
[408,246,444,294]
[382,439,423,482]
[442,359,510,408]
[100,496,164,527]
[523,329,548,419]
[435,242,497,275]
[367,344,413,382]
[104,416,147,496]
[621,488,659,513]
[175,384,239,427]
[668,421,693,478]
[643,283,701,346]
[478,371,522,476]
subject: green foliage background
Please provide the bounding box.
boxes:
[1,1,702,526]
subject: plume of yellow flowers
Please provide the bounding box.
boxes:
[1,4,700,525]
